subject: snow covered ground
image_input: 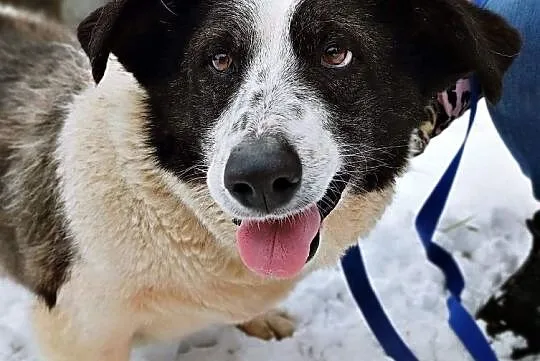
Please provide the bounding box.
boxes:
[1,101,538,361]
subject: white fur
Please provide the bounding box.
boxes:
[206,0,341,220]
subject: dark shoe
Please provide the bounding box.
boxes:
[476,211,540,360]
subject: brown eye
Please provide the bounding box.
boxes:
[211,53,233,72]
[321,46,352,68]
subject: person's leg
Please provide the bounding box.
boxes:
[476,2,540,358]
[484,0,540,199]
[477,213,540,359]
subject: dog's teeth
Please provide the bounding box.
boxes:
[232,219,241,226]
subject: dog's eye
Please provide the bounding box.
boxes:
[321,46,352,68]
[211,53,233,72]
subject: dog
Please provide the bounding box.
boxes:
[0,0,521,359]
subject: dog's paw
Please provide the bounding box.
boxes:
[237,309,296,341]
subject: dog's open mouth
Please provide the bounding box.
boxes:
[233,173,349,279]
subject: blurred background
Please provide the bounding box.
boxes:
[2,0,104,27]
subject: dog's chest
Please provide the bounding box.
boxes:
[70,202,296,341]
[76,190,294,327]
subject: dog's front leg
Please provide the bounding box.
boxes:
[31,300,133,361]
[237,309,296,341]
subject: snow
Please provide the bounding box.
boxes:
[1,101,539,361]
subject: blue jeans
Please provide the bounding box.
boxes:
[484,0,540,200]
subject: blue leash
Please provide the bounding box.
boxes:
[341,71,498,360]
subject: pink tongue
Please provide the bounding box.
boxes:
[236,205,321,278]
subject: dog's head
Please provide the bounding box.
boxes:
[78,0,520,279]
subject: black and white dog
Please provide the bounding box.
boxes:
[0,0,520,359]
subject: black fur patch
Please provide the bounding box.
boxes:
[77,0,520,192]
[289,0,426,193]
[78,0,257,182]
[289,0,520,193]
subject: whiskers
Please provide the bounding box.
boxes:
[160,0,178,16]
[338,142,409,176]
[173,163,208,182]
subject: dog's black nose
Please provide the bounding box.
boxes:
[224,138,302,212]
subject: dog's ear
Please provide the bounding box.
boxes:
[77,0,129,84]
[77,0,197,84]
[381,0,522,104]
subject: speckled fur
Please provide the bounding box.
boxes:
[0,4,89,306]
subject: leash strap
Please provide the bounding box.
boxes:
[341,72,498,359]
[414,76,498,360]
[342,246,419,361]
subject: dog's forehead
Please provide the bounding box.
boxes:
[205,0,368,47]
[252,0,301,30]
[211,0,310,35]
[220,0,301,42]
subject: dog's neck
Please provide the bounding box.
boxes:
[55,60,245,282]
[56,58,298,292]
